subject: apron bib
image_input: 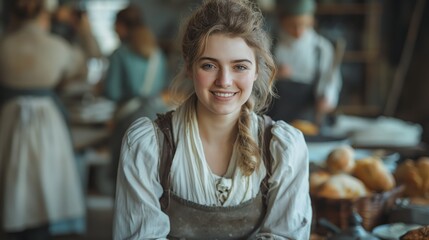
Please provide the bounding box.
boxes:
[164,192,265,240]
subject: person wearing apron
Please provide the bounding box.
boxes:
[269,0,342,126]
[0,1,85,239]
[102,5,169,194]
[113,0,312,239]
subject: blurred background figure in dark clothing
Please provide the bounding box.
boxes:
[0,0,86,239]
[100,4,169,195]
[50,1,103,85]
[268,0,343,131]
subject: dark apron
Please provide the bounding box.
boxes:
[0,84,72,145]
[155,112,272,239]
[268,46,321,123]
[164,192,265,240]
[0,84,69,122]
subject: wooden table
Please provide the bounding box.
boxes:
[71,124,110,151]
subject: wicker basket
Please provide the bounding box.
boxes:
[311,185,404,234]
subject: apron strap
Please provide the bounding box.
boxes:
[260,115,273,206]
[313,43,322,96]
[154,110,175,210]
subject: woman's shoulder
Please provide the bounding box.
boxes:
[123,117,157,148]
[268,119,309,170]
[272,120,305,141]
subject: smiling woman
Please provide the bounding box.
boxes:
[113,0,312,239]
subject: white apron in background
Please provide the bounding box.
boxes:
[0,96,85,232]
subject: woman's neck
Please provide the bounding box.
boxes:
[196,104,239,145]
[195,101,240,176]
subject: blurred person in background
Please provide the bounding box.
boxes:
[101,4,168,194]
[268,0,342,129]
[50,1,103,85]
[0,0,85,239]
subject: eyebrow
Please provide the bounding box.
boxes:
[198,57,253,65]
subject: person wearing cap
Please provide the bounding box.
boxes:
[268,0,342,127]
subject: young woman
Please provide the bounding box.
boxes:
[113,0,311,239]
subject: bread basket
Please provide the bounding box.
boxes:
[311,185,405,234]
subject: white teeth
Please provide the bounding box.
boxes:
[214,92,234,97]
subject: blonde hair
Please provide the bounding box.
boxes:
[170,0,277,176]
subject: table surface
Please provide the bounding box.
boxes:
[71,124,110,151]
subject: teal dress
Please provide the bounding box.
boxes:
[103,44,169,192]
[103,44,167,103]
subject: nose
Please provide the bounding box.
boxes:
[215,68,233,87]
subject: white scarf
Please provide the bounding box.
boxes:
[169,106,266,206]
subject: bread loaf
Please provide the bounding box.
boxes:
[395,159,424,197]
[291,120,319,136]
[310,171,331,195]
[326,145,355,174]
[400,225,429,240]
[417,157,429,198]
[353,157,395,192]
[316,174,368,199]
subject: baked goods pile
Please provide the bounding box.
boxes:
[400,225,429,240]
[394,157,429,199]
[291,120,319,136]
[310,145,396,199]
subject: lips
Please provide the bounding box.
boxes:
[212,92,236,97]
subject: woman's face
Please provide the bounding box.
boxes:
[192,34,258,117]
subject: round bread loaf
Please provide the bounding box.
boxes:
[291,120,319,136]
[353,156,395,192]
[316,173,368,199]
[417,157,429,197]
[326,145,355,174]
[310,171,331,195]
[395,159,423,197]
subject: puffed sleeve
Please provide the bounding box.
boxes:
[113,117,169,240]
[256,120,312,240]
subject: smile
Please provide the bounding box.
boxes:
[212,92,236,97]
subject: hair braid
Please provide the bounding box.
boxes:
[237,99,261,176]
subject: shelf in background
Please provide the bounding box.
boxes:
[316,3,381,15]
[343,51,378,62]
[336,105,381,117]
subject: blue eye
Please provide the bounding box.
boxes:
[235,65,248,71]
[201,63,216,70]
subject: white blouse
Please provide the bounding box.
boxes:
[113,107,312,240]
